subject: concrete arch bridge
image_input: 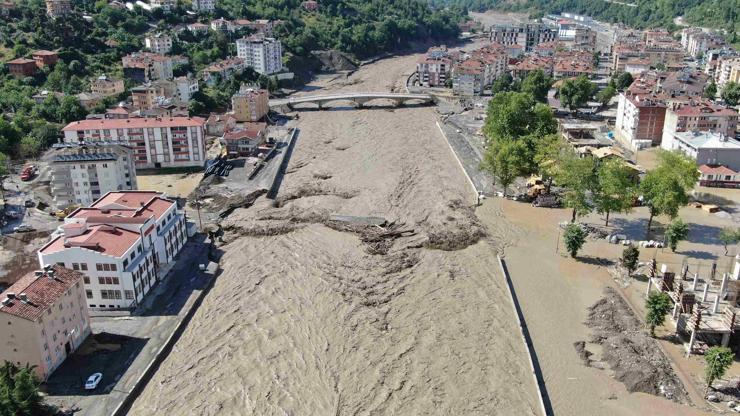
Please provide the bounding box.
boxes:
[269,92,434,110]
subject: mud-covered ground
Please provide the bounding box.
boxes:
[129,52,539,415]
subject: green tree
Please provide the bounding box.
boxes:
[704,80,718,99]
[484,91,556,141]
[640,151,699,238]
[722,81,740,106]
[594,158,636,226]
[18,136,42,158]
[719,227,740,256]
[645,291,671,337]
[563,223,586,258]
[557,155,597,222]
[622,245,640,276]
[491,73,514,94]
[482,139,527,197]
[520,69,552,103]
[704,346,734,395]
[615,72,634,90]
[58,96,87,124]
[0,361,44,416]
[664,218,689,252]
[559,75,597,111]
[595,85,617,107]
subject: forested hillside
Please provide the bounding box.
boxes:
[430,0,740,38]
[0,0,463,159]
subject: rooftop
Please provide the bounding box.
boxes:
[62,116,205,131]
[699,164,737,175]
[40,224,140,257]
[0,266,83,322]
[674,130,740,150]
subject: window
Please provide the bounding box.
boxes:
[83,276,90,284]
[123,259,129,269]
[103,264,110,271]
[98,276,105,285]
[81,263,88,271]
[96,263,103,271]
[111,264,117,271]
[43,343,48,351]
[56,262,64,267]
[72,263,79,270]
[86,290,92,299]
[112,277,119,285]
[125,290,134,300]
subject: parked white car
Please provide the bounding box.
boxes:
[85,373,102,390]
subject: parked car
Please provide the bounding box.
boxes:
[24,199,34,208]
[13,224,34,233]
[85,373,103,390]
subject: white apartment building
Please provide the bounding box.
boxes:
[236,36,283,75]
[149,0,175,11]
[144,33,173,55]
[49,144,138,208]
[39,191,187,310]
[661,130,740,171]
[61,117,206,169]
[174,76,199,102]
[192,0,216,12]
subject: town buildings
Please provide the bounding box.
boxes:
[660,70,708,98]
[49,144,137,208]
[61,117,206,169]
[488,23,557,52]
[174,76,199,103]
[661,130,740,171]
[681,28,727,58]
[122,52,174,83]
[615,73,668,149]
[46,0,72,17]
[91,75,125,97]
[39,191,187,310]
[698,164,739,188]
[144,33,173,55]
[236,36,283,75]
[232,87,269,122]
[149,0,175,11]
[32,50,59,68]
[221,122,267,156]
[553,51,595,78]
[512,55,553,79]
[202,57,246,86]
[191,0,216,12]
[417,46,453,87]
[0,266,91,381]
[187,22,210,34]
[7,58,37,78]
[131,81,176,111]
[75,92,104,111]
[662,102,738,146]
[452,60,484,96]
[716,56,740,89]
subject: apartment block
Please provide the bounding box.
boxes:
[122,52,174,83]
[232,87,269,122]
[662,130,740,171]
[236,36,283,75]
[0,266,91,381]
[489,23,557,51]
[46,0,71,17]
[662,102,739,146]
[149,0,175,11]
[144,33,173,55]
[191,0,216,12]
[91,75,125,97]
[39,191,187,310]
[417,46,453,87]
[50,144,137,208]
[221,122,267,156]
[61,117,206,169]
[452,60,484,96]
[202,57,245,86]
[131,80,176,111]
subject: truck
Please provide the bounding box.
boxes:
[20,165,36,181]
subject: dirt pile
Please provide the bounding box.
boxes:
[311,50,358,72]
[584,288,689,403]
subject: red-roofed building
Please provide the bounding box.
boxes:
[0,266,91,381]
[32,50,59,68]
[7,58,37,78]
[698,164,739,188]
[221,122,267,156]
[452,59,485,96]
[39,192,187,311]
[61,117,206,169]
[301,0,318,11]
[417,46,453,87]
[662,102,738,146]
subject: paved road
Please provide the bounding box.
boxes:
[437,119,494,196]
[43,236,215,416]
[270,92,433,107]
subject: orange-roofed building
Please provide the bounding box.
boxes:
[7,58,37,78]
[0,266,91,380]
[39,191,188,311]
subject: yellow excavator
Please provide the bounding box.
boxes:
[51,204,80,221]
